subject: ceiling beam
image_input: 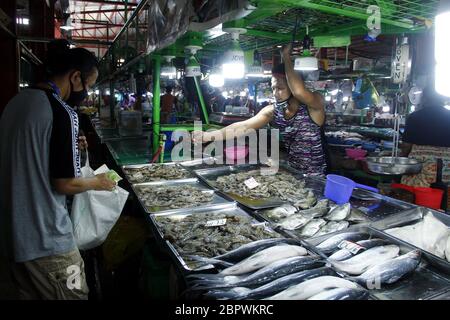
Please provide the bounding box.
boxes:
[72,9,125,15]
[260,0,415,29]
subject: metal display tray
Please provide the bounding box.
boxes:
[132,178,231,215]
[194,163,308,210]
[305,225,450,300]
[303,175,415,221]
[121,162,194,183]
[149,202,285,272]
[370,207,450,276]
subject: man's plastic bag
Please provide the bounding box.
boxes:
[71,152,129,250]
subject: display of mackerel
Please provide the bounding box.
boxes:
[187,255,324,289]
[328,239,389,261]
[330,245,400,275]
[307,287,370,300]
[316,232,369,255]
[124,164,191,183]
[136,185,213,210]
[265,276,360,300]
[154,213,279,263]
[214,170,316,207]
[352,250,421,287]
[203,267,336,300]
[219,245,308,276]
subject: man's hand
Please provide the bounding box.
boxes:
[78,135,88,151]
[94,173,116,191]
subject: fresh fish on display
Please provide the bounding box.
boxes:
[324,203,351,221]
[219,245,308,276]
[294,190,317,209]
[328,239,389,261]
[203,287,252,300]
[265,276,359,300]
[188,256,324,289]
[316,232,369,255]
[298,219,327,238]
[263,204,298,221]
[347,207,370,223]
[296,199,330,218]
[446,236,450,263]
[330,245,400,275]
[352,250,421,287]
[315,221,350,237]
[208,238,300,264]
[276,214,312,231]
[204,267,336,300]
[307,287,370,300]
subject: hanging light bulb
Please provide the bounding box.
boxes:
[294,26,318,71]
[161,56,176,79]
[222,28,246,79]
[435,0,450,97]
[185,46,202,77]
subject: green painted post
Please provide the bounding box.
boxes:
[152,56,161,155]
[193,76,209,125]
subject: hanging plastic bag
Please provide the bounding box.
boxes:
[71,151,129,250]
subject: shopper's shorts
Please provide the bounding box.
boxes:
[10,249,89,300]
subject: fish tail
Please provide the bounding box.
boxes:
[186,255,234,268]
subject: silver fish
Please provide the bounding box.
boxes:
[276,214,312,231]
[297,199,330,218]
[265,276,359,300]
[315,221,350,237]
[324,203,351,221]
[299,219,327,238]
[294,190,317,209]
[307,287,370,300]
[317,232,369,255]
[264,204,298,221]
[446,237,450,263]
[347,207,370,223]
[219,245,307,276]
[353,250,421,287]
[328,239,389,261]
[330,245,400,275]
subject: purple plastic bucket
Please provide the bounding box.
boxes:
[324,174,379,204]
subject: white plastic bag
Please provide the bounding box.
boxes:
[71,152,129,250]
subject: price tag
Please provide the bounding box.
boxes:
[337,240,365,255]
[244,177,260,189]
[205,219,227,227]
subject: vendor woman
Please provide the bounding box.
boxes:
[192,44,328,176]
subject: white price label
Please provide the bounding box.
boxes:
[205,219,227,227]
[337,240,365,255]
[244,177,260,189]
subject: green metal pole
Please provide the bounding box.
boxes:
[152,56,161,155]
[193,76,209,125]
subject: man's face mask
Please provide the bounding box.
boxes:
[66,72,88,107]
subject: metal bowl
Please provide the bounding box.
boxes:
[365,157,423,175]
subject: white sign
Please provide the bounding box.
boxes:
[205,219,227,227]
[338,240,365,255]
[244,177,260,189]
[392,44,410,84]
